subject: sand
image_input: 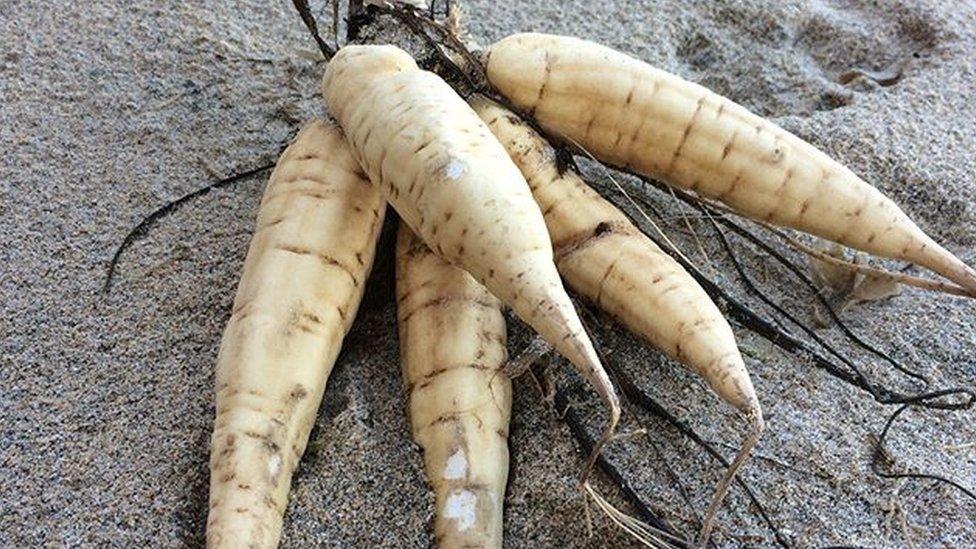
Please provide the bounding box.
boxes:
[1,0,974,546]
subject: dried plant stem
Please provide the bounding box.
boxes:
[696,410,764,547]
[765,223,973,298]
[503,336,551,379]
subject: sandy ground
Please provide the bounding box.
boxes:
[2,0,975,547]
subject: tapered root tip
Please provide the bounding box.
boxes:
[695,406,764,548]
[938,256,976,296]
[918,239,976,296]
[958,264,976,296]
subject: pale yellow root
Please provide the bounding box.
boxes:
[396,225,512,548]
[472,98,763,543]
[472,98,759,412]
[484,33,976,295]
[323,45,620,467]
[206,120,386,549]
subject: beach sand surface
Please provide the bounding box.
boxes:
[2,0,974,546]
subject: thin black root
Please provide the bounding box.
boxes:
[608,167,929,385]
[695,190,927,383]
[553,386,688,548]
[705,212,935,391]
[871,404,976,503]
[292,0,337,60]
[102,163,274,295]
